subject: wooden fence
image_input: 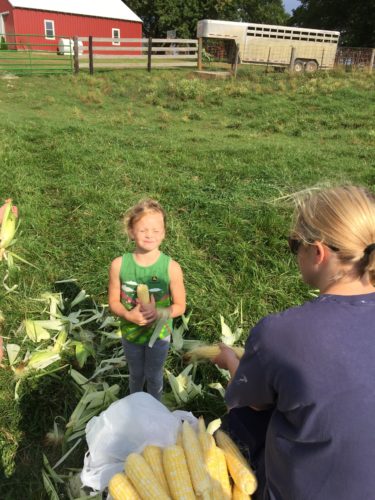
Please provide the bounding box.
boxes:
[75,37,198,73]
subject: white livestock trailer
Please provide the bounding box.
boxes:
[197,19,340,72]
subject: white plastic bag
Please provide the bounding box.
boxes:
[80,392,197,491]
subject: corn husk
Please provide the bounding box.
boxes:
[0,199,17,254]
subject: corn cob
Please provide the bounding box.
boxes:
[125,452,171,500]
[137,284,150,305]
[184,344,245,363]
[108,472,141,500]
[163,445,195,500]
[198,417,230,500]
[232,484,252,499]
[143,445,171,496]
[214,446,232,500]
[182,420,212,499]
[0,199,17,260]
[215,430,257,495]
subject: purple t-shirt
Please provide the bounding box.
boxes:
[225,293,375,500]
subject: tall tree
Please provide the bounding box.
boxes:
[291,0,375,47]
[124,0,288,37]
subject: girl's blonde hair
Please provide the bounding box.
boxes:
[123,198,166,237]
[291,186,375,283]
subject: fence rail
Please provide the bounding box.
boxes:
[74,36,198,73]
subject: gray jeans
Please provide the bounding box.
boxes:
[121,337,170,401]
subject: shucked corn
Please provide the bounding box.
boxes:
[137,284,150,304]
[184,344,245,362]
[215,430,257,495]
[107,417,257,500]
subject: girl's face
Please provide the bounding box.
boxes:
[129,212,165,252]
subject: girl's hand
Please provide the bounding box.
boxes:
[213,343,240,372]
[125,304,152,326]
[139,295,158,323]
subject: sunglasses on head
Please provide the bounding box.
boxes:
[287,237,339,255]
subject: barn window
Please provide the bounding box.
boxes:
[44,20,55,39]
[112,28,120,45]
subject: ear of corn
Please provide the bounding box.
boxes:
[215,430,257,495]
[232,483,252,499]
[213,446,232,500]
[143,445,171,496]
[182,420,212,499]
[163,445,195,500]
[184,344,245,363]
[0,199,16,252]
[197,417,231,500]
[108,472,141,500]
[137,284,150,305]
[125,453,171,500]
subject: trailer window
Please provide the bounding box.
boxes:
[44,20,55,40]
[112,28,120,45]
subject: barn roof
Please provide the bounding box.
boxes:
[8,0,142,23]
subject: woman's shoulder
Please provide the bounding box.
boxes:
[251,299,320,340]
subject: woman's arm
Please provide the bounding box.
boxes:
[168,260,186,318]
[108,257,154,326]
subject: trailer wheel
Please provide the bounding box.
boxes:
[294,59,305,73]
[305,60,318,73]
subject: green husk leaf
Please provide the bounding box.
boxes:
[6,343,21,365]
[24,320,51,342]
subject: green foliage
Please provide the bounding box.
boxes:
[124,0,288,37]
[291,0,375,47]
[0,36,8,51]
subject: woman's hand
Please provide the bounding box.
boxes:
[213,343,241,377]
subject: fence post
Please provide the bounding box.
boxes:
[73,36,79,74]
[369,49,375,73]
[198,37,203,70]
[231,43,240,78]
[89,36,94,75]
[289,47,296,71]
[147,37,152,72]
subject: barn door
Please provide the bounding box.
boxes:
[0,15,5,36]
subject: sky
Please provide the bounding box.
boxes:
[284,0,300,13]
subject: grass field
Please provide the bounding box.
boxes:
[0,66,374,498]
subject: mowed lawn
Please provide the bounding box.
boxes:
[0,67,374,497]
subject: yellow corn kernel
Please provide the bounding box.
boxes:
[124,453,171,500]
[108,472,141,500]
[233,484,252,499]
[215,430,257,495]
[183,344,245,363]
[137,284,150,304]
[182,420,212,499]
[214,446,232,500]
[143,445,171,496]
[163,445,195,500]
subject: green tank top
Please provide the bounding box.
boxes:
[119,252,172,344]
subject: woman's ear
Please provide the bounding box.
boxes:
[314,241,329,265]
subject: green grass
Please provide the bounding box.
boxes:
[0,66,374,497]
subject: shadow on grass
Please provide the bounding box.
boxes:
[0,367,80,499]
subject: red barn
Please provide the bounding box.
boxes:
[0,0,142,52]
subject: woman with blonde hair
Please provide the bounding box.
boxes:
[214,186,375,499]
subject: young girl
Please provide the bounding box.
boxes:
[214,186,375,499]
[108,199,186,401]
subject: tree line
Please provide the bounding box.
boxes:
[124,0,375,47]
